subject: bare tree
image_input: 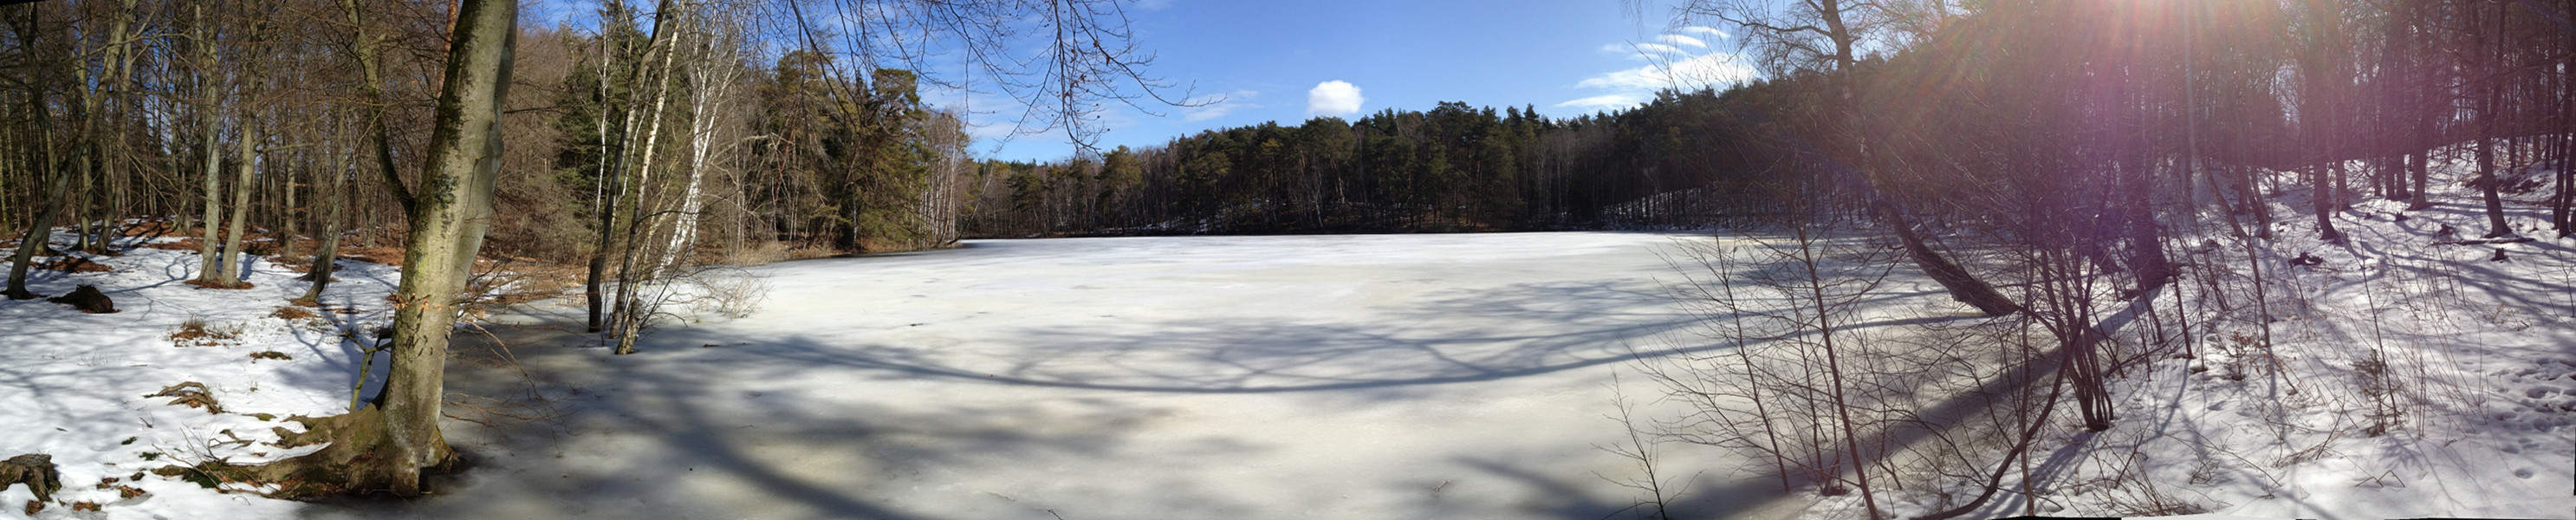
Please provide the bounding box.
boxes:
[1684,0,2021,316]
[245,0,517,495]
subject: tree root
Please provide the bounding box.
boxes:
[0,454,62,502]
[144,382,224,414]
[155,406,457,498]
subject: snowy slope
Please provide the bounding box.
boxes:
[0,230,399,518]
[1834,157,2576,519]
[2117,159,2576,519]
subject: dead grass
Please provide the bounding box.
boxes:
[336,245,406,266]
[167,319,243,348]
[182,279,255,289]
[247,351,291,361]
[269,306,318,321]
[140,237,204,251]
[721,241,846,265]
[35,256,111,273]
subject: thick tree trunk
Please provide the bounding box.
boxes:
[248,0,514,497]
[4,159,68,301]
[6,23,65,302]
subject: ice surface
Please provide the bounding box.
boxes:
[323,231,1794,519]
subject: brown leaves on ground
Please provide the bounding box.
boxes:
[335,245,406,266]
[248,351,292,361]
[140,237,204,251]
[269,306,318,321]
[168,320,242,348]
[32,256,110,273]
[182,279,256,289]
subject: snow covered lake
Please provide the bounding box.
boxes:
[344,232,1789,519]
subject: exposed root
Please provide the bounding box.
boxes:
[162,406,462,498]
[143,382,224,414]
[0,454,62,503]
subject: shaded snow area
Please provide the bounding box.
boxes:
[0,231,400,517]
[1790,157,2575,519]
[326,231,1817,519]
[2103,160,2575,519]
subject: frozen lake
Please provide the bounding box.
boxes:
[342,232,1797,519]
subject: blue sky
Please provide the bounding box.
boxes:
[961,0,1755,161]
[523,0,1757,162]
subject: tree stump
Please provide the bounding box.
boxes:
[47,285,117,314]
[0,454,62,502]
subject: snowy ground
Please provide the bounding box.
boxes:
[0,231,401,517]
[1783,157,2576,519]
[2085,160,2576,519]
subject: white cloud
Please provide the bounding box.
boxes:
[1307,81,1365,116]
[1657,34,1709,49]
[1676,26,1730,39]
[1601,42,1690,59]
[1560,49,1757,114]
[1574,53,1756,92]
[1554,94,1648,110]
[1631,42,1690,56]
[1184,90,1261,122]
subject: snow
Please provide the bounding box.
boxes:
[2079,159,2576,519]
[1814,155,2576,519]
[0,230,400,517]
[334,231,1799,519]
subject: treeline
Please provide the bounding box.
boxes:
[961,92,1807,237]
[969,0,2575,250]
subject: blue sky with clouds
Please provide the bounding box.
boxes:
[524,0,1756,162]
[956,0,1756,161]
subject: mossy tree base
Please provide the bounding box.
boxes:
[161,406,454,498]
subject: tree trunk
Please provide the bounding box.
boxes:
[217,113,259,286]
[2475,4,2511,237]
[299,158,350,303]
[340,0,416,217]
[590,0,681,334]
[2309,165,2341,244]
[191,2,226,284]
[249,0,514,497]
[4,144,68,301]
[7,11,65,302]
